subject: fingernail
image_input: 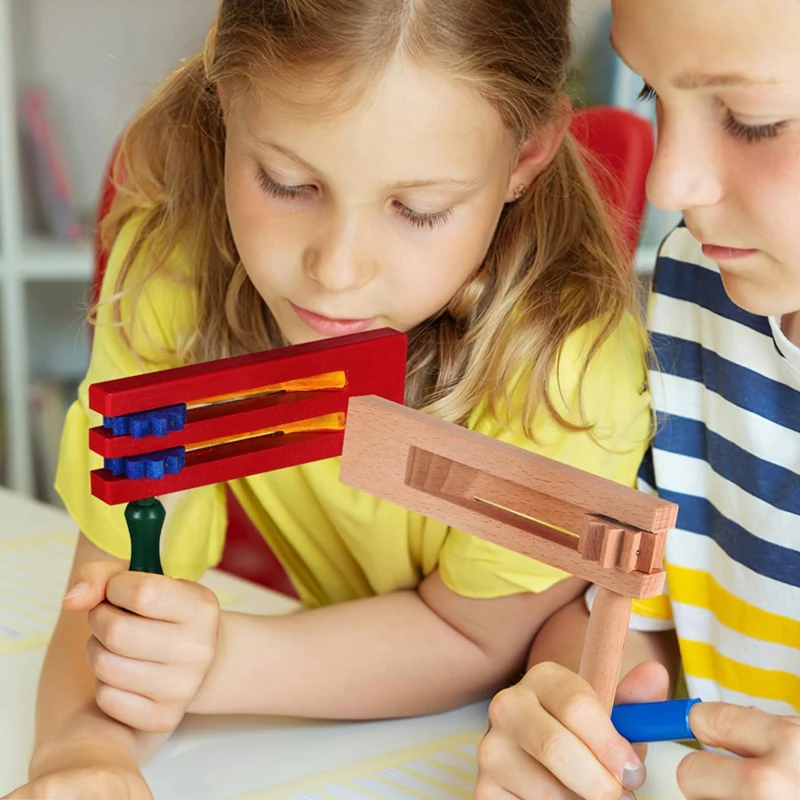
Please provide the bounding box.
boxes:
[64,582,89,600]
[621,762,645,789]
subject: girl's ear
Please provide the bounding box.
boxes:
[505,95,572,202]
[217,82,230,121]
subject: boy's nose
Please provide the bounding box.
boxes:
[646,120,724,213]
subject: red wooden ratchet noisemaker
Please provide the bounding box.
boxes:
[338,396,678,711]
[88,329,407,575]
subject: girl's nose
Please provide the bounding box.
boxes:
[305,214,377,291]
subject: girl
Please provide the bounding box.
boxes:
[6,1,652,798]
[478,1,800,798]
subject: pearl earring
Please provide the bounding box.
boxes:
[512,183,527,200]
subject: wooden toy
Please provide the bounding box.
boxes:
[88,329,407,574]
[338,396,678,712]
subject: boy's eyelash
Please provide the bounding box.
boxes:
[638,82,657,103]
[394,202,453,229]
[636,81,786,143]
[721,116,785,143]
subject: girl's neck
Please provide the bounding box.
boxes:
[781,311,800,348]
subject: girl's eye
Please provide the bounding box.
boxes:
[721,114,786,143]
[394,202,453,230]
[257,167,313,200]
[638,82,657,103]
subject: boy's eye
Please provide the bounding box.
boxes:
[394,202,453,230]
[257,168,313,200]
[637,81,786,144]
[721,115,786,143]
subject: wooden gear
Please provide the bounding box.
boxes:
[338,396,678,711]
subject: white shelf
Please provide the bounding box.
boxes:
[0,0,218,497]
[18,236,93,281]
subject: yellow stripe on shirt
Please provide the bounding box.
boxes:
[680,639,800,711]
[668,564,800,649]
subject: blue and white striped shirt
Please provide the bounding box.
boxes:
[631,224,800,715]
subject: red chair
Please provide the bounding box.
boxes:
[569,105,654,258]
[90,105,653,594]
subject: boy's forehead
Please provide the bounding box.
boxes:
[611,0,800,85]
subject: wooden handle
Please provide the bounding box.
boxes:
[124,498,165,574]
[578,587,632,711]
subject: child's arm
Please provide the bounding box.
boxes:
[188,572,586,718]
[76,563,586,725]
[27,534,170,783]
[474,595,680,799]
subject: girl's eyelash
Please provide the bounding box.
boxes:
[394,203,453,230]
[257,167,452,228]
[257,168,311,199]
[637,81,786,143]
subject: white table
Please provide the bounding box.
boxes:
[0,487,689,799]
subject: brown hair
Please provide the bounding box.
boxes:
[101,0,644,436]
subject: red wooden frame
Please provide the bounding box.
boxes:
[90,328,406,504]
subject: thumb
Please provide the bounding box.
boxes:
[614,661,671,763]
[62,559,129,611]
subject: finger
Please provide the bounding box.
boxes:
[490,679,628,799]
[675,747,797,800]
[106,572,219,625]
[86,636,201,703]
[95,679,184,734]
[62,560,129,612]
[88,601,195,663]
[477,729,583,800]
[689,702,799,758]
[614,661,671,764]
[527,663,646,791]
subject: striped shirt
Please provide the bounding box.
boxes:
[610,224,800,715]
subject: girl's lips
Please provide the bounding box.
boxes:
[701,244,758,261]
[290,302,376,336]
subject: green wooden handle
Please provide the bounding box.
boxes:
[124,498,165,574]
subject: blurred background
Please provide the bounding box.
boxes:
[0,0,678,506]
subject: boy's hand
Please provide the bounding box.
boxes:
[475,660,670,800]
[63,560,221,733]
[678,703,800,799]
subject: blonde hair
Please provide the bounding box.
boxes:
[101,0,644,436]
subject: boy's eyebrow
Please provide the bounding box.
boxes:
[609,32,785,91]
[672,72,785,90]
[257,138,481,190]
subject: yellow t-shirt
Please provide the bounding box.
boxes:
[55,215,652,609]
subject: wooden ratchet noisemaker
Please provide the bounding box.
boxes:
[338,396,678,711]
[88,329,407,573]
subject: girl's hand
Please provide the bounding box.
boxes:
[63,560,221,733]
[678,703,800,799]
[3,766,153,800]
[4,740,153,800]
[475,661,670,800]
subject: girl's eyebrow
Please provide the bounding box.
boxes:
[255,137,481,190]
